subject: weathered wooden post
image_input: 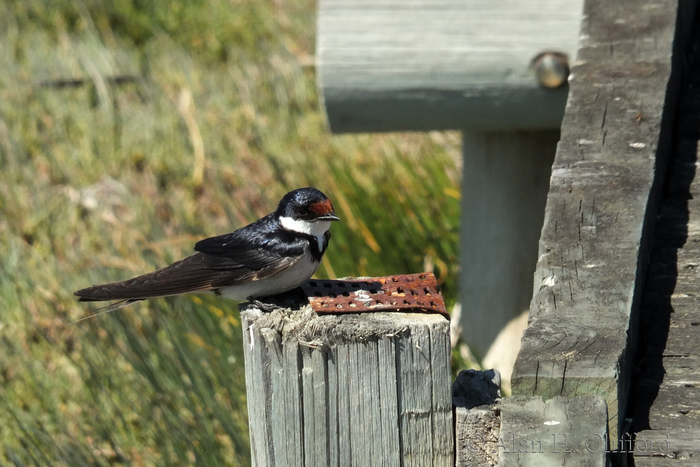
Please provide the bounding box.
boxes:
[240,274,453,466]
[510,0,697,443]
[317,0,584,360]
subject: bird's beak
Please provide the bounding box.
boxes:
[318,213,341,222]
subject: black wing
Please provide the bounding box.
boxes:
[75,220,308,301]
[194,215,308,268]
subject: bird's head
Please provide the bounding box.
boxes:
[277,187,340,236]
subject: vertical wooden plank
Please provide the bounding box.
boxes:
[396,327,413,466]
[378,337,401,466]
[365,340,382,464]
[430,321,454,466]
[262,329,285,467]
[284,342,303,467]
[349,343,368,466]
[411,324,434,464]
[336,343,352,465]
[397,322,434,466]
[311,349,329,466]
[242,316,274,466]
[327,350,340,467]
[301,348,315,467]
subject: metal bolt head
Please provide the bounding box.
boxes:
[531,51,570,88]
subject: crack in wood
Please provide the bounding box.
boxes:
[560,359,569,396]
[601,102,608,129]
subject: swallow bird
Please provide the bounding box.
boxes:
[74,187,340,312]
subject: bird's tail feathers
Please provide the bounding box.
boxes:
[65,299,143,325]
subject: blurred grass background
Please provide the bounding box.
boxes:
[0,0,462,464]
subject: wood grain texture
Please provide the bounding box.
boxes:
[498,396,608,466]
[511,0,692,440]
[455,405,500,467]
[241,305,453,466]
[317,0,583,132]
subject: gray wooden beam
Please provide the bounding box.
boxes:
[499,396,608,466]
[240,304,453,466]
[317,0,583,133]
[511,0,697,441]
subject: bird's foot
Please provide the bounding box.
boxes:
[247,298,282,313]
[245,287,308,312]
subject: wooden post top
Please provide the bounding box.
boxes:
[240,303,449,347]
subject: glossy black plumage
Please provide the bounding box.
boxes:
[74,187,338,304]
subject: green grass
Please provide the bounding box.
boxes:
[0,1,461,465]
